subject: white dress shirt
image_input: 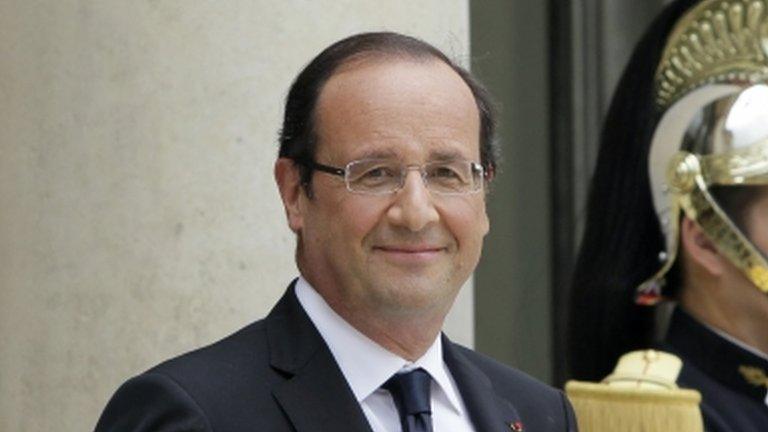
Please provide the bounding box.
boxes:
[295,277,476,432]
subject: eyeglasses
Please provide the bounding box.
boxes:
[301,158,486,195]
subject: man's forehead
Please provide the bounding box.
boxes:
[312,57,480,158]
[316,56,475,112]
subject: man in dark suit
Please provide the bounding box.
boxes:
[95,32,577,432]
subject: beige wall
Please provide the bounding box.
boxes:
[0,1,471,430]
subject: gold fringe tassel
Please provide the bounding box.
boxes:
[565,381,704,432]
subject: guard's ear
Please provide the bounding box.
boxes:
[274,158,304,233]
[679,216,726,276]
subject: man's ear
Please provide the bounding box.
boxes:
[680,216,726,276]
[274,158,304,233]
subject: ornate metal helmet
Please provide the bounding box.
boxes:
[637,0,768,304]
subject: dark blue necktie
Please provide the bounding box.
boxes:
[382,368,434,432]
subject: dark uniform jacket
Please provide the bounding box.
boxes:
[95,283,577,431]
[664,308,768,432]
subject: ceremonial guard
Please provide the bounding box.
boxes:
[568,1,768,430]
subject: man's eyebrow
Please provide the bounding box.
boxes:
[429,149,469,161]
[354,149,399,160]
[352,148,470,161]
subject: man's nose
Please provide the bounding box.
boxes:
[386,170,440,231]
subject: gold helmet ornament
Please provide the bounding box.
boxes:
[637,0,768,304]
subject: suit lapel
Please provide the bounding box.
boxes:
[443,334,522,432]
[264,284,522,432]
[267,283,373,432]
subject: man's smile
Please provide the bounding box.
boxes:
[372,245,448,264]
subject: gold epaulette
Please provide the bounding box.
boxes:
[566,350,703,432]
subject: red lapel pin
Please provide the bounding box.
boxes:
[509,421,524,431]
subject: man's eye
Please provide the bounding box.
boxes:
[432,166,461,178]
[362,167,397,178]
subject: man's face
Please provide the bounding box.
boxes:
[739,188,768,307]
[743,187,768,256]
[293,58,488,318]
[709,186,768,322]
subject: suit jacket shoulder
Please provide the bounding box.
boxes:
[94,319,301,431]
[95,286,370,432]
[444,340,577,431]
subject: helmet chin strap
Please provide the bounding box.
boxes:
[678,158,768,296]
[639,151,768,306]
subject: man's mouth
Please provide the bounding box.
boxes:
[372,245,447,263]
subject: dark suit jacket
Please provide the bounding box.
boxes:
[662,308,768,432]
[95,284,577,431]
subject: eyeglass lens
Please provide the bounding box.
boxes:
[345,160,482,195]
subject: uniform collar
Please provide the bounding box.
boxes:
[294,277,465,415]
[666,307,768,404]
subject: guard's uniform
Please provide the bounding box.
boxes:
[664,308,768,432]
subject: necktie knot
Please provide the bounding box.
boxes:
[383,368,433,432]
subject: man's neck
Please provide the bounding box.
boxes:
[295,267,456,361]
[327,298,446,361]
[680,280,768,355]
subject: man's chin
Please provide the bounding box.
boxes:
[366,277,459,314]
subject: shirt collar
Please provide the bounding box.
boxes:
[294,277,465,414]
[704,321,768,362]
